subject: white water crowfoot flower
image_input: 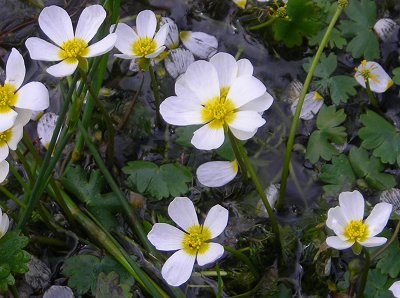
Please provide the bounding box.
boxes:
[164,48,195,79]
[37,112,59,149]
[0,161,9,184]
[390,281,400,298]
[354,60,394,93]
[326,190,392,254]
[160,17,179,50]
[0,208,9,238]
[160,52,273,150]
[197,160,239,187]
[0,48,49,132]
[180,31,218,59]
[147,197,229,286]
[291,91,324,120]
[26,5,117,77]
[112,10,169,63]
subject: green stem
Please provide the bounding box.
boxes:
[277,3,344,210]
[365,79,378,109]
[224,246,259,279]
[371,220,400,261]
[227,129,281,252]
[149,64,162,127]
[0,185,25,208]
[248,17,277,31]
[227,131,248,183]
[357,248,371,298]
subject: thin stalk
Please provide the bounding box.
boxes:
[277,4,344,209]
[371,220,400,261]
[227,129,281,252]
[357,248,371,298]
[365,79,378,109]
[248,17,277,31]
[149,64,162,127]
[0,185,25,208]
[8,162,30,194]
[227,130,248,183]
[224,246,259,279]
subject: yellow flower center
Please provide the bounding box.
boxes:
[355,60,380,84]
[0,84,18,114]
[132,37,157,57]
[182,225,212,255]
[201,88,237,129]
[0,128,12,147]
[59,38,89,64]
[344,220,369,243]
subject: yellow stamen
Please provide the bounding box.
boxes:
[0,128,13,147]
[231,160,239,173]
[343,220,369,243]
[182,225,212,255]
[0,84,18,114]
[313,92,324,101]
[132,37,157,57]
[59,38,89,64]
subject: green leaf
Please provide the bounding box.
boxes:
[96,272,133,298]
[320,154,356,195]
[364,269,393,298]
[272,0,322,47]
[305,105,347,163]
[175,125,200,148]
[62,165,122,231]
[376,238,400,279]
[63,255,134,296]
[348,147,396,191]
[392,67,400,86]
[359,110,400,166]
[309,27,347,49]
[123,161,192,200]
[328,75,358,105]
[0,231,30,292]
[338,0,379,59]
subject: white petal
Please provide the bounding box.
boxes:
[161,250,195,286]
[236,59,253,76]
[14,108,33,126]
[228,111,265,132]
[364,202,392,237]
[0,212,9,236]
[210,52,238,89]
[354,61,393,93]
[15,82,49,111]
[338,190,365,222]
[5,48,26,89]
[164,48,195,79]
[145,46,166,59]
[197,161,238,187]
[37,112,59,149]
[227,76,266,108]
[0,144,10,162]
[0,161,9,183]
[160,96,203,126]
[7,125,23,150]
[203,205,229,239]
[84,33,117,58]
[326,236,354,250]
[25,37,61,62]
[38,5,74,46]
[230,128,257,140]
[191,124,225,150]
[168,197,199,232]
[75,5,106,42]
[46,61,78,77]
[291,92,324,120]
[373,18,399,42]
[389,281,400,298]
[111,23,138,55]
[153,23,169,49]
[183,60,220,104]
[136,10,157,38]
[326,206,348,240]
[115,53,136,60]
[180,31,218,59]
[175,75,201,103]
[358,236,387,247]
[197,243,224,266]
[0,109,18,132]
[147,223,185,251]
[160,17,179,49]
[239,92,274,113]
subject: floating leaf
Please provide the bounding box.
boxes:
[359,110,400,166]
[305,105,347,163]
[123,161,192,200]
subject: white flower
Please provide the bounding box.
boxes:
[179,31,218,59]
[147,197,228,286]
[0,161,9,184]
[37,112,59,149]
[354,60,393,93]
[26,5,117,77]
[390,281,400,298]
[0,112,28,162]
[232,0,246,9]
[164,48,195,79]
[0,208,9,238]
[373,18,399,42]
[326,190,392,253]
[160,17,179,49]
[160,52,274,150]
[290,91,324,120]
[112,10,169,60]
[0,48,49,132]
[256,184,280,218]
[197,160,238,187]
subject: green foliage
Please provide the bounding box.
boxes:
[393,67,400,85]
[305,105,347,163]
[96,272,133,298]
[62,165,122,230]
[123,161,192,200]
[359,110,400,166]
[0,231,30,292]
[338,0,379,60]
[364,269,393,298]
[303,53,357,104]
[320,154,356,195]
[376,238,400,279]
[349,147,396,191]
[272,0,321,47]
[175,125,199,148]
[63,254,134,296]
